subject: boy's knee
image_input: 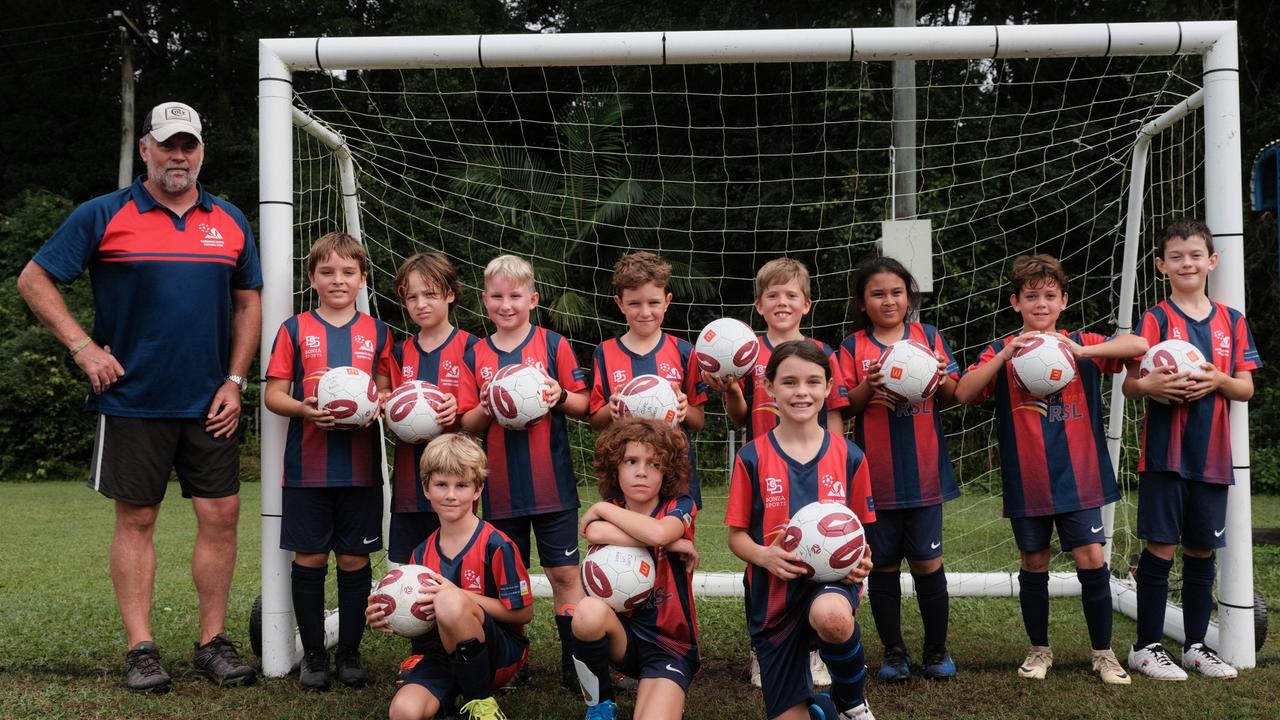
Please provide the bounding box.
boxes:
[1073,544,1105,570]
[1020,550,1051,572]
[809,596,854,641]
[571,597,610,636]
[432,587,471,625]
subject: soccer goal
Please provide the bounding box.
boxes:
[257,21,1256,678]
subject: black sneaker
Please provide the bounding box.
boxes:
[125,641,172,693]
[300,649,331,691]
[193,633,257,687]
[335,650,368,688]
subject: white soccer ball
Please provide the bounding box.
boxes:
[615,374,681,428]
[1139,339,1207,405]
[877,339,942,405]
[695,318,759,382]
[370,564,439,638]
[316,366,380,429]
[384,381,450,443]
[581,545,657,612]
[781,501,868,583]
[487,364,552,430]
[1010,334,1078,398]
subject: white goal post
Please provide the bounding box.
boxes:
[257,22,1253,678]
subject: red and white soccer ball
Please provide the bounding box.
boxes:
[616,374,681,428]
[581,545,656,612]
[877,339,942,405]
[316,366,379,429]
[487,364,552,430]
[370,564,439,638]
[1139,339,1207,405]
[384,381,450,443]
[695,318,759,382]
[1010,333,1078,398]
[782,501,867,583]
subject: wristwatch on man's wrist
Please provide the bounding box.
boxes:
[225,374,248,392]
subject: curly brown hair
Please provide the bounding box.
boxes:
[592,418,690,504]
[612,251,672,295]
[1009,253,1068,296]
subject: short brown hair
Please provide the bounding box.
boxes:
[612,252,672,295]
[764,339,830,383]
[306,231,368,276]
[419,433,487,490]
[1156,218,1215,258]
[592,418,690,504]
[395,251,462,310]
[754,257,811,301]
[1009,254,1068,295]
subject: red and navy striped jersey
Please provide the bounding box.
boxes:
[604,496,700,663]
[838,323,961,509]
[32,177,261,418]
[388,329,481,513]
[968,330,1121,518]
[409,519,533,635]
[725,431,875,636]
[590,334,708,505]
[740,336,850,439]
[1136,300,1261,484]
[465,326,588,519]
[265,310,394,488]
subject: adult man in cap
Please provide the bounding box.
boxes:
[17,102,261,692]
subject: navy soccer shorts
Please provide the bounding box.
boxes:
[1137,470,1229,550]
[398,611,528,705]
[752,583,861,719]
[280,485,383,555]
[1010,507,1105,552]
[865,504,944,567]
[489,509,580,568]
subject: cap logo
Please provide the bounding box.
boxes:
[165,107,191,120]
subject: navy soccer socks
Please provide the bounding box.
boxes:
[1135,550,1174,648]
[819,622,867,712]
[572,635,613,706]
[1181,553,1216,649]
[868,570,904,650]
[1018,569,1050,647]
[291,562,328,654]
[913,565,950,652]
[336,563,371,655]
[1077,565,1113,651]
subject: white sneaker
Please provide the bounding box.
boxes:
[749,648,762,688]
[1091,649,1131,685]
[1181,643,1238,679]
[1017,645,1053,680]
[839,701,876,720]
[1127,643,1188,681]
[810,650,832,687]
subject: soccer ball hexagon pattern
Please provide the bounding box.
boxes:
[615,374,681,428]
[782,500,867,583]
[877,339,942,405]
[385,380,450,443]
[1139,339,1207,405]
[316,366,380,429]
[1010,333,1078,398]
[487,364,552,430]
[581,544,657,612]
[370,564,438,638]
[695,317,759,382]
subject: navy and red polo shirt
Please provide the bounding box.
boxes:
[33,176,262,418]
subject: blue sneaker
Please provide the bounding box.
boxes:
[585,699,618,720]
[808,692,839,719]
[877,645,911,683]
[921,648,956,680]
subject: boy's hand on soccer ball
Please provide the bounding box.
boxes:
[1059,334,1088,359]
[1183,362,1225,402]
[477,380,494,416]
[608,395,623,423]
[542,376,563,407]
[702,373,742,397]
[301,396,336,430]
[1140,365,1192,404]
[674,383,689,423]
[414,569,452,621]
[864,361,885,389]
[934,352,950,383]
[1000,331,1039,360]
[434,392,458,427]
[365,595,392,633]
[761,530,810,582]
[841,549,874,585]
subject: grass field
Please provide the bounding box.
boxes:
[1,481,1277,719]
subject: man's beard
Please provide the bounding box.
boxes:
[148,164,200,194]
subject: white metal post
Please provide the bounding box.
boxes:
[258,41,298,678]
[1201,25,1255,669]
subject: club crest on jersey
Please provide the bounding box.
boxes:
[524,358,546,372]
[196,222,225,247]
[1215,331,1231,357]
[820,473,846,500]
[354,335,375,361]
[463,569,482,591]
[1171,327,1183,340]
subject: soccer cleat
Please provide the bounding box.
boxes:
[299,649,331,691]
[1127,643,1187,681]
[810,650,832,687]
[1091,649,1131,685]
[584,699,618,720]
[458,696,507,720]
[1017,645,1053,680]
[613,672,639,692]
[125,641,172,693]
[335,649,368,687]
[192,633,257,687]
[838,701,877,720]
[395,654,423,686]
[921,647,956,681]
[1182,643,1238,679]
[749,648,762,688]
[877,645,912,683]
[499,664,531,691]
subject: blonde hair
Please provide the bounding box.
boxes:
[484,254,536,291]
[754,257,811,301]
[306,232,368,275]
[419,433,487,490]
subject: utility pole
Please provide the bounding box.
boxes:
[892,0,917,220]
[112,11,153,189]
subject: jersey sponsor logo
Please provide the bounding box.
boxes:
[196,222,225,247]
[764,476,787,507]
[303,334,322,359]
[524,358,547,372]
[463,568,482,591]
[819,472,847,501]
[754,364,767,378]
[893,402,930,418]
[1215,331,1231,358]
[612,369,628,384]
[1171,327,1183,340]
[1014,396,1083,422]
[354,335,375,361]
[402,366,415,379]
[479,365,494,381]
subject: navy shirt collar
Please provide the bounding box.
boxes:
[128,175,213,214]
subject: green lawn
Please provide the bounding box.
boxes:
[1,482,1277,719]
